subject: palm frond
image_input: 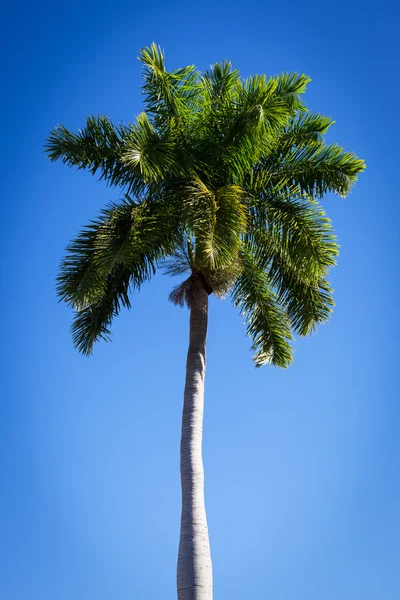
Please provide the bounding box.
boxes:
[211,72,311,181]
[250,187,339,280]
[181,181,247,269]
[247,187,338,335]
[168,276,196,308]
[139,43,200,125]
[238,74,287,128]
[232,247,294,368]
[161,236,194,277]
[247,231,335,335]
[209,261,242,298]
[272,112,335,151]
[267,141,366,198]
[71,264,132,356]
[58,198,180,306]
[274,72,311,111]
[45,116,140,191]
[95,198,180,274]
[238,72,310,127]
[121,112,187,181]
[281,275,334,336]
[57,224,105,309]
[201,61,240,109]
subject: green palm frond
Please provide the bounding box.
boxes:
[57,224,106,309]
[92,200,140,275]
[250,187,339,279]
[211,72,312,181]
[60,198,180,355]
[282,275,334,336]
[247,231,335,335]
[161,236,194,277]
[57,198,180,310]
[139,43,200,125]
[201,61,240,109]
[271,112,335,152]
[238,74,287,128]
[232,247,294,368]
[267,141,365,198]
[94,198,180,274]
[45,116,140,191]
[246,188,338,335]
[274,72,311,110]
[236,72,310,130]
[209,261,242,298]
[181,181,247,269]
[71,264,132,356]
[121,112,186,181]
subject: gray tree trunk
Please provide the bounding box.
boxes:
[177,277,213,600]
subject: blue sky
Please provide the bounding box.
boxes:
[1,1,399,599]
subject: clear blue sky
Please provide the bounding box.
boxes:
[1,1,399,599]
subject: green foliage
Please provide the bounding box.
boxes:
[47,44,365,365]
[181,181,247,269]
[45,116,136,190]
[70,264,132,356]
[57,198,180,354]
[232,247,294,368]
[121,113,187,180]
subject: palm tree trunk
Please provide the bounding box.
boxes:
[177,276,213,600]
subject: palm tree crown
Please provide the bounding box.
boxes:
[46,43,365,367]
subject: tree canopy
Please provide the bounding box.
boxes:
[46,43,365,367]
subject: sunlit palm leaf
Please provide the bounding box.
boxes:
[181,181,247,269]
[250,187,339,280]
[71,264,132,356]
[46,116,143,192]
[139,42,200,125]
[232,247,294,368]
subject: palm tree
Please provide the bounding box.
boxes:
[46,44,364,600]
